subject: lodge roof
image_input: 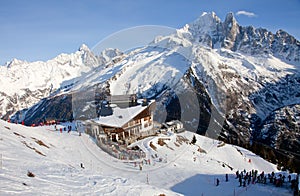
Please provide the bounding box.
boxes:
[92,100,154,128]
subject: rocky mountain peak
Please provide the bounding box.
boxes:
[190,12,222,32]
[76,44,99,68]
[185,12,300,61]
[78,44,90,52]
[223,12,240,50]
[224,12,236,25]
[200,11,221,22]
[187,12,223,48]
[275,29,299,45]
[223,12,239,35]
[5,58,27,68]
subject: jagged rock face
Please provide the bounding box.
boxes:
[250,74,300,118]
[0,88,52,120]
[222,12,240,50]
[97,48,124,67]
[23,95,73,125]
[250,104,300,172]
[79,44,99,67]
[257,105,300,153]
[188,12,300,62]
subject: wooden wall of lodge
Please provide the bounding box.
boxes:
[124,108,151,129]
[102,110,153,135]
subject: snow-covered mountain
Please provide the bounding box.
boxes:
[2,12,300,171]
[0,45,123,120]
[186,12,300,62]
[2,119,297,195]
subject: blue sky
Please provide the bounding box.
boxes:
[1,0,299,65]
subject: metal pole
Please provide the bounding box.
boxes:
[147,174,149,184]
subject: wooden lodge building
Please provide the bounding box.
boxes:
[85,95,156,145]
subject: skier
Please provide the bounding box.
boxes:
[225,174,228,182]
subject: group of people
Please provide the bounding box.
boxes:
[216,168,299,194]
[235,169,299,194]
[236,169,263,187]
[54,125,74,133]
[7,118,62,127]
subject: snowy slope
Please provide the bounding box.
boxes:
[109,47,189,96]
[0,120,296,195]
[65,46,189,95]
[0,120,177,195]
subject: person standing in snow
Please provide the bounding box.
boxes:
[282,175,286,183]
[239,175,242,186]
[248,175,251,185]
[226,174,228,182]
[216,178,220,186]
[243,176,246,187]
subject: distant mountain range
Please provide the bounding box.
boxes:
[1,12,299,172]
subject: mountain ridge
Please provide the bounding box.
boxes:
[0,44,122,119]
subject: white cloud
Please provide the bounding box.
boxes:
[236,11,257,17]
